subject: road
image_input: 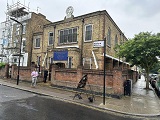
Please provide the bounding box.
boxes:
[0,85,159,120]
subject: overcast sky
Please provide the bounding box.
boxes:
[0,0,160,38]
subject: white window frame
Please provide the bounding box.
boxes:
[35,38,40,48]
[16,24,20,35]
[22,38,26,53]
[48,32,54,46]
[22,23,26,34]
[59,27,78,44]
[83,57,92,69]
[68,56,72,68]
[84,24,93,42]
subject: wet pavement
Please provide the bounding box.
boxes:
[0,75,160,117]
[100,76,160,115]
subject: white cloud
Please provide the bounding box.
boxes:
[0,0,160,38]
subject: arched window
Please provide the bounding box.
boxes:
[115,34,118,46]
[107,27,111,46]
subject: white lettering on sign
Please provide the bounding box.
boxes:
[93,41,104,47]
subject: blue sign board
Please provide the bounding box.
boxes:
[53,50,68,61]
[2,39,8,46]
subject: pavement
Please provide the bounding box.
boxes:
[0,75,160,117]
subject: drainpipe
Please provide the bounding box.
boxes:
[80,18,84,66]
[52,25,56,65]
[53,25,56,49]
[103,13,106,39]
[30,30,34,66]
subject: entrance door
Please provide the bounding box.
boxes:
[55,63,65,68]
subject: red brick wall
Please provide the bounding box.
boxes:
[0,67,6,78]
[55,70,77,82]
[11,65,32,81]
[10,64,43,82]
[51,64,128,96]
[0,64,9,78]
[112,70,123,94]
[0,63,137,97]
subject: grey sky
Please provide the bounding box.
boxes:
[0,0,160,38]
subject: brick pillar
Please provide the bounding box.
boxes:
[11,64,17,79]
[51,64,59,84]
[112,69,123,95]
[77,66,83,82]
[109,59,113,70]
[99,56,104,70]
[98,48,105,70]
[132,71,137,83]
[113,60,118,69]
[5,64,9,78]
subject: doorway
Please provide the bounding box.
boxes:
[55,63,65,68]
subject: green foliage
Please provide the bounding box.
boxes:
[116,32,160,89]
[117,32,160,69]
[150,61,160,74]
[0,63,5,69]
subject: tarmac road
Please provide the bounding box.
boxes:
[0,85,155,120]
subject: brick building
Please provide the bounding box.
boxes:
[12,12,51,67]
[0,1,51,67]
[32,8,128,70]
[0,4,135,96]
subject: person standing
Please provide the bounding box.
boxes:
[31,68,38,87]
[43,69,48,83]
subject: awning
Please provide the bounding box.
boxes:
[102,53,130,65]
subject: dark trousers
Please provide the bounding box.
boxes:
[44,76,47,83]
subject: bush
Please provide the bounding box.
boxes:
[0,63,5,69]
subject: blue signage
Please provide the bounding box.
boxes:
[2,39,8,46]
[53,51,68,61]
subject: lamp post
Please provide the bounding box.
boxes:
[10,18,23,85]
[103,37,106,105]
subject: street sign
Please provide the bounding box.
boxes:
[93,41,104,48]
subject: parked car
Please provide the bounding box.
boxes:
[149,74,158,84]
[155,79,160,97]
[149,74,158,79]
[151,79,157,88]
[150,76,158,88]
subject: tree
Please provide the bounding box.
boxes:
[116,32,160,89]
[150,61,160,74]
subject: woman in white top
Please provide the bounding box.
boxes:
[31,68,38,87]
